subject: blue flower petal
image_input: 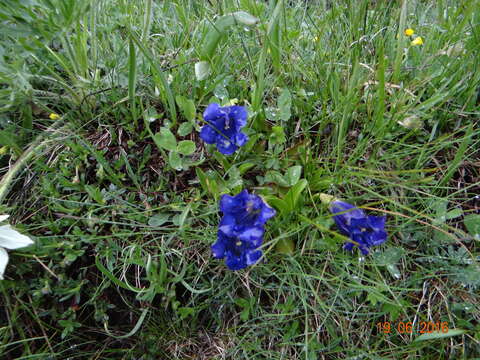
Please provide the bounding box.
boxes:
[343,242,355,251]
[216,137,237,155]
[331,201,365,217]
[225,252,247,270]
[214,190,275,270]
[219,214,236,237]
[237,226,264,242]
[228,105,248,129]
[235,132,249,147]
[211,239,226,259]
[200,103,249,155]
[367,230,387,246]
[368,216,386,231]
[219,194,236,214]
[245,249,262,266]
[199,125,217,144]
[258,203,276,224]
[359,246,370,255]
[330,200,387,255]
[203,103,222,122]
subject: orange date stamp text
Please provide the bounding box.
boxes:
[376,321,449,334]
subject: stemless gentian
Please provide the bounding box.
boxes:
[329,201,387,255]
[211,190,275,270]
[199,103,249,155]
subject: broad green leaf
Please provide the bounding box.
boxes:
[464,214,480,240]
[266,196,289,215]
[265,170,288,187]
[414,329,467,342]
[232,11,259,26]
[285,166,302,186]
[200,12,258,61]
[269,126,286,144]
[276,238,295,254]
[445,208,463,220]
[175,96,196,122]
[373,247,405,266]
[168,151,182,170]
[238,162,255,175]
[278,88,292,121]
[194,61,210,81]
[177,122,193,136]
[177,140,196,156]
[154,128,177,151]
[284,179,308,211]
[148,213,170,227]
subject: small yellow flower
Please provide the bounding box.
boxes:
[411,36,423,46]
[313,36,319,42]
[404,28,415,36]
[49,113,60,120]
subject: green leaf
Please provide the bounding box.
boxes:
[276,238,295,254]
[266,196,289,215]
[84,185,105,204]
[175,96,196,122]
[177,307,195,320]
[154,128,177,151]
[284,179,308,211]
[464,214,480,240]
[238,162,255,175]
[194,61,210,81]
[373,247,405,266]
[148,213,170,227]
[269,126,286,144]
[232,11,259,26]
[414,329,467,342]
[168,151,182,170]
[445,208,463,220]
[177,122,193,137]
[200,12,258,61]
[285,165,302,186]
[177,140,196,156]
[196,168,209,194]
[278,88,292,121]
[265,170,289,187]
[128,38,137,122]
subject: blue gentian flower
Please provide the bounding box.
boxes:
[330,200,387,255]
[199,103,249,155]
[212,190,275,270]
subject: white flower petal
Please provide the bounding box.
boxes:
[0,225,34,250]
[0,215,10,222]
[0,247,8,280]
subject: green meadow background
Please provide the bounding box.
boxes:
[0,0,479,358]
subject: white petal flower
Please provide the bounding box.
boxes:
[0,247,8,280]
[0,225,34,249]
[0,221,33,280]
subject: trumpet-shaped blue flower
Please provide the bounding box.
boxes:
[212,190,276,270]
[330,200,387,255]
[199,103,249,155]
